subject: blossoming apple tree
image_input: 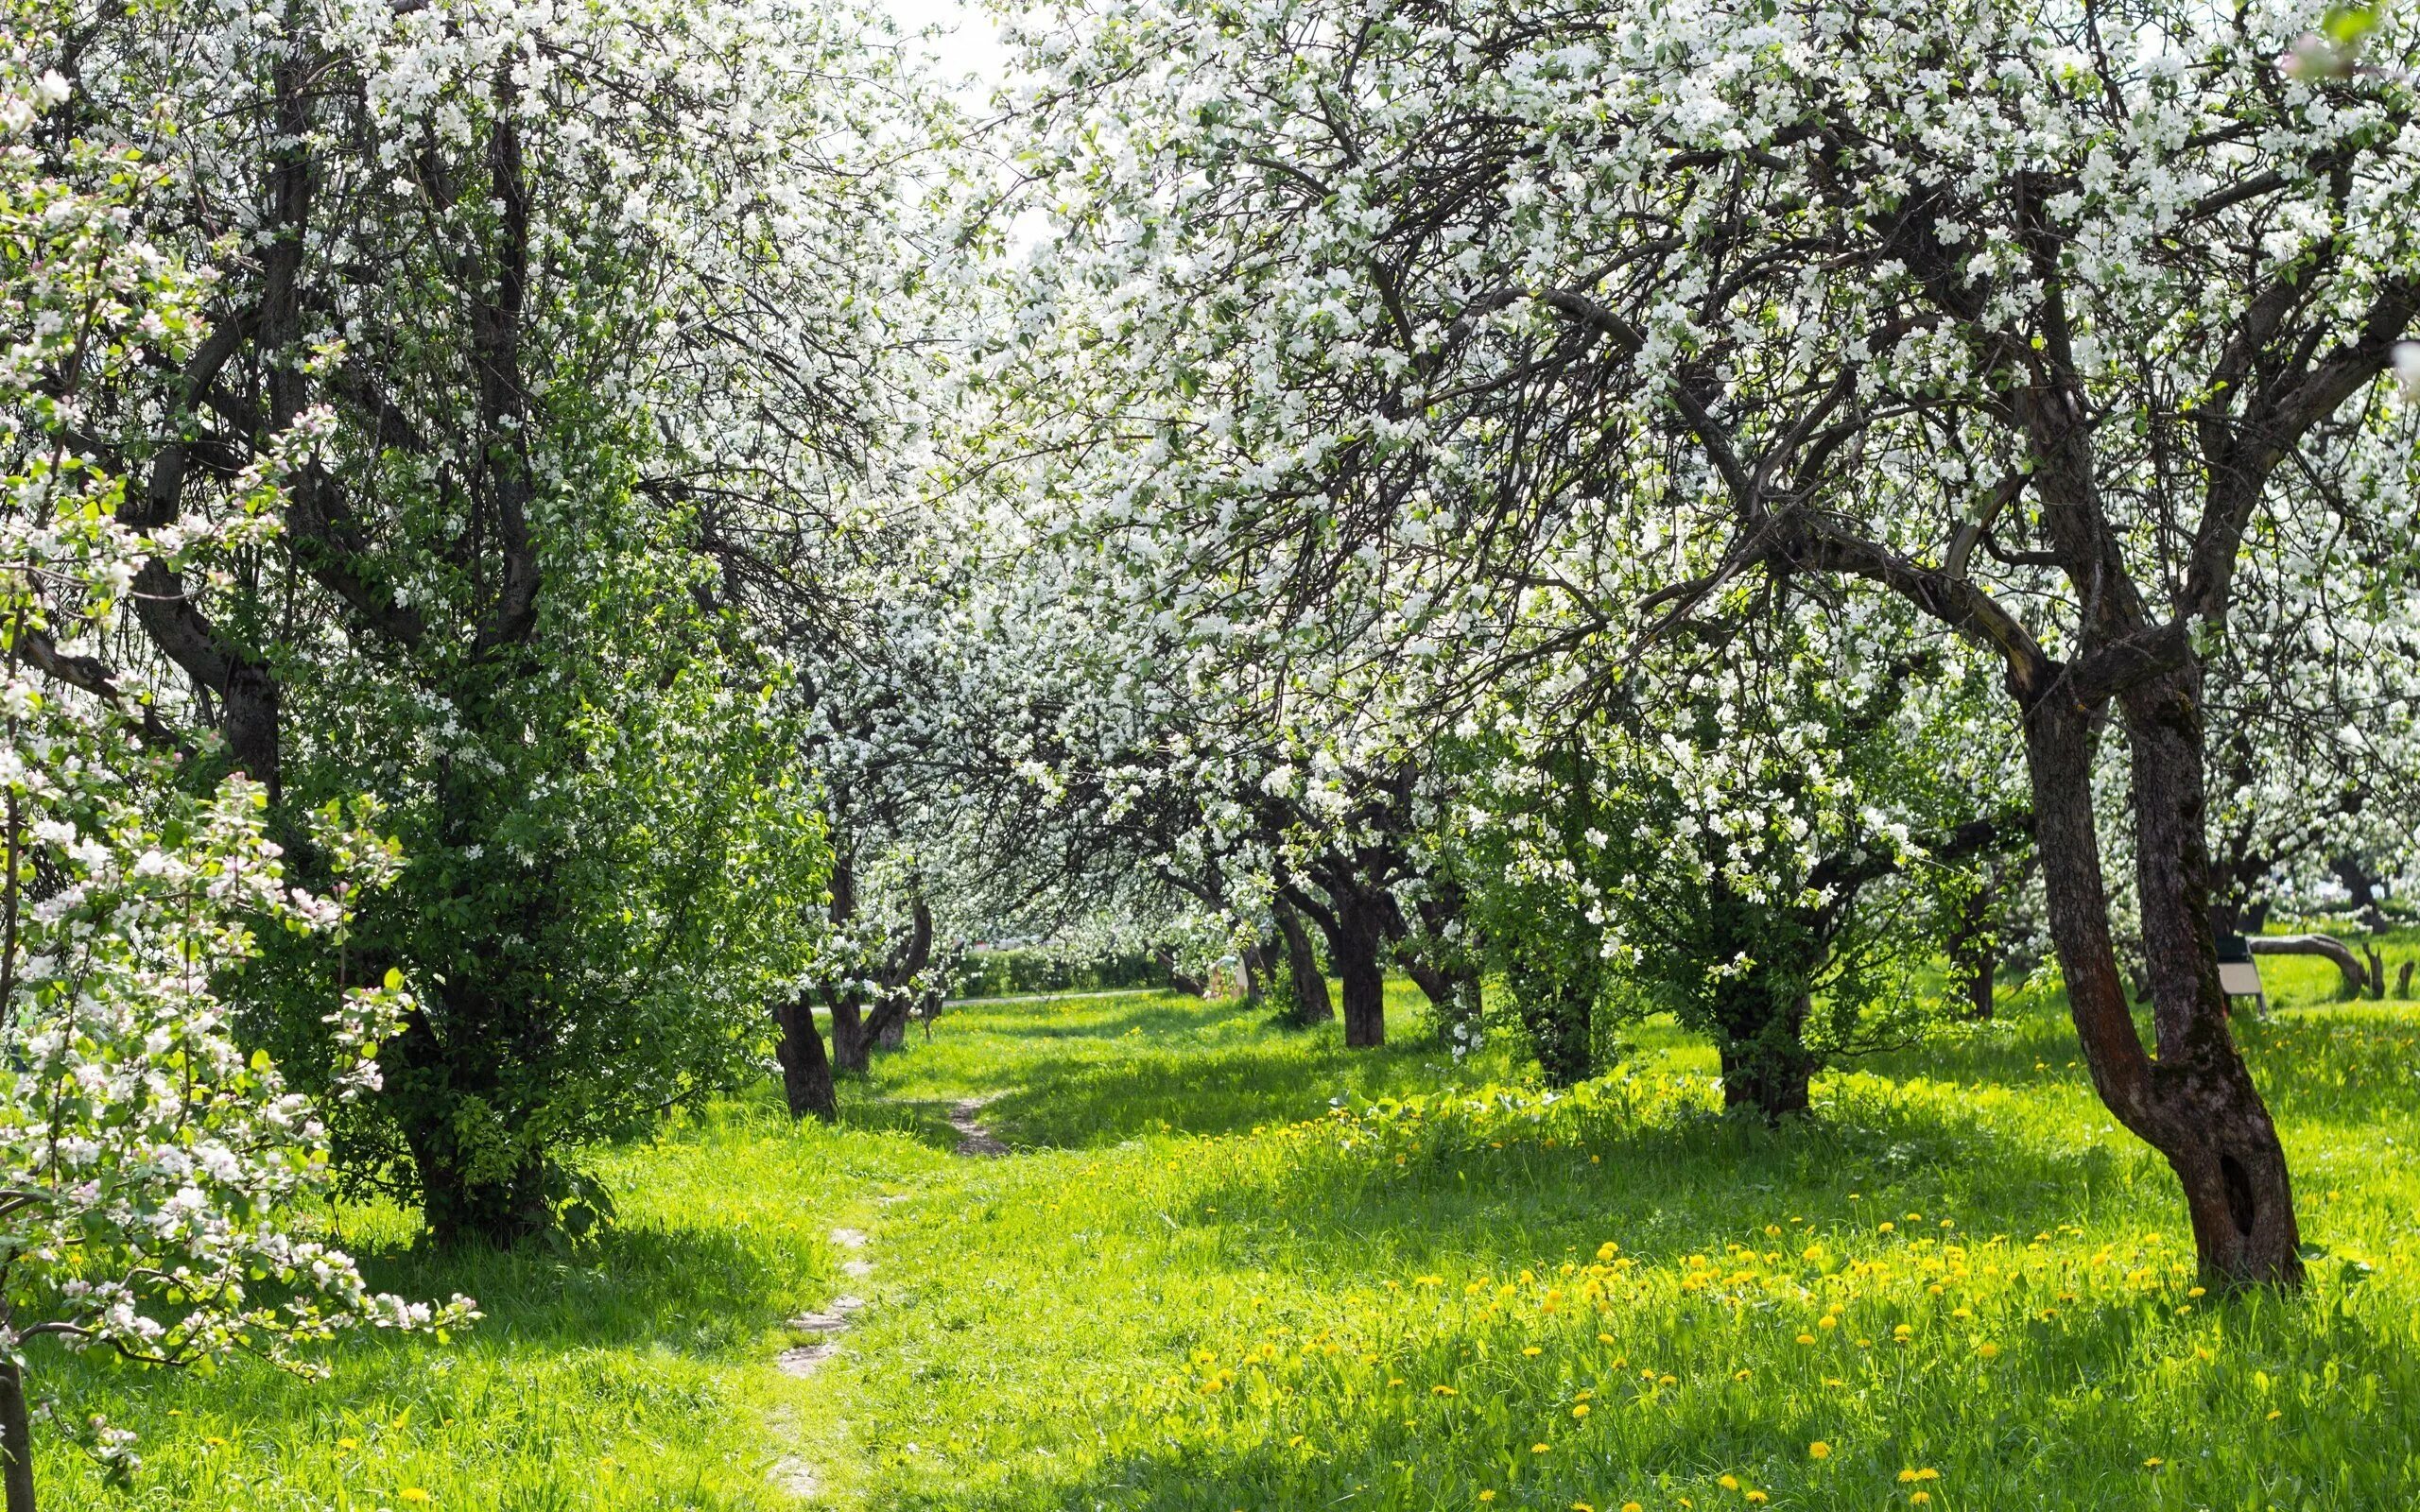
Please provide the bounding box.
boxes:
[0,44,470,1510]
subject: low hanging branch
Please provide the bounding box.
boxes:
[2245,934,2370,998]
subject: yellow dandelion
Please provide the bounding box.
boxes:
[1479,1493,1497,1504]
[401,1492,432,1506]
[1910,1494,1931,1506]
[1622,1503,1644,1512]
[1573,1404,1592,1419]
[1897,1469,1919,1484]
[1818,1314,1838,1330]
[1808,1441,1832,1460]
[1524,1346,1544,1357]
[1796,1333,1817,1346]
[1719,1475,1740,1490]
[1747,1494,1768,1505]
[2144,1458,2164,1469]
[1733,1368,1753,1382]
[1532,1443,1551,1454]
[338,1437,360,1452]
[1977,1342,1999,1359]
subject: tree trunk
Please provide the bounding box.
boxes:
[1400,955,1470,1016]
[1239,941,1270,1006]
[1154,947,1208,998]
[416,1144,549,1248]
[868,995,911,1051]
[2330,855,2389,932]
[828,989,870,1075]
[1945,884,1997,1021]
[1710,979,1815,1121]
[0,1358,33,1512]
[1716,1014,1814,1121]
[2024,681,2300,1286]
[1515,971,1593,1086]
[1331,891,1387,1049]
[774,997,838,1123]
[1274,903,1331,1024]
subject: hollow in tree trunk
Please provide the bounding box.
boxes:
[2025,680,2300,1287]
[774,997,838,1122]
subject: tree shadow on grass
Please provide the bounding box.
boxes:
[974,1033,1484,1149]
[356,1220,823,1357]
[882,1071,2419,1512]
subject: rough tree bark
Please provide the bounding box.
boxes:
[1273,902,1331,1024]
[1512,965,1593,1087]
[0,1357,33,1512]
[2028,683,2301,1286]
[1327,889,1388,1049]
[774,996,838,1122]
[828,988,871,1075]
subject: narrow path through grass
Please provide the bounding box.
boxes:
[28,973,2420,1510]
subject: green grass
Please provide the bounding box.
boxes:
[34,979,2420,1510]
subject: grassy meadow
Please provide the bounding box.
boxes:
[31,953,2420,1510]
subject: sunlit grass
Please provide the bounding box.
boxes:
[38,974,2420,1510]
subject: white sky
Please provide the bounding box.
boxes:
[884,0,1016,99]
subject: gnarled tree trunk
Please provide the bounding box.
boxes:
[828,988,870,1075]
[1329,890,1388,1048]
[774,997,838,1122]
[2026,681,2299,1286]
[1274,902,1331,1024]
